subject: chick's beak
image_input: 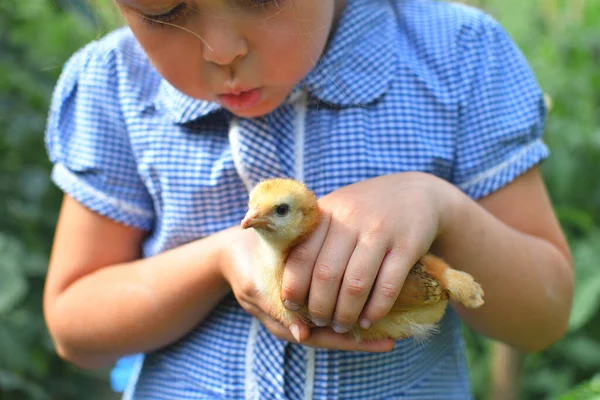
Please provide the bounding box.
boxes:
[241,209,269,229]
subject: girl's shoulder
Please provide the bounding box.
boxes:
[71,27,147,68]
[53,27,160,114]
[395,0,497,32]
[391,0,510,63]
[46,27,159,232]
[380,0,531,105]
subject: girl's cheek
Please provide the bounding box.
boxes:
[132,32,210,97]
[253,20,327,62]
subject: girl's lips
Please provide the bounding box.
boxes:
[218,88,261,110]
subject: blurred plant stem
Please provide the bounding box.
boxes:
[490,343,521,400]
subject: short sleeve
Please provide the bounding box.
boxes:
[452,12,549,199]
[45,42,154,230]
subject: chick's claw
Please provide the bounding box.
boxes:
[444,269,485,308]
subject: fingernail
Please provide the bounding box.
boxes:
[290,324,301,342]
[312,317,329,327]
[331,321,351,334]
[359,318,371,329]
[283,300,301,311]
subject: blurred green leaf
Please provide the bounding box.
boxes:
[0,234,29,314]
[0,370,49,400]
[559,374,600,400]
[560,336,600,370]
[0,323,30,371]
[569,231,600,331]
[570,274,600,331]
[556,206,597,237]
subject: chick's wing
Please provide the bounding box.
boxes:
[390,263,449,312]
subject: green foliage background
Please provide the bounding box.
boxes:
[0,0,598,399]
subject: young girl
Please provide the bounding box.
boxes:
[43,0,574,398]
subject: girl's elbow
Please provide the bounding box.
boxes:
[518,327,567,353]
[521,258,574,353]
[45,303,115,370]
[514,311,571,353]
[54,343,98,370]
[52,338,116,370]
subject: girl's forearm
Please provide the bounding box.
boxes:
[47,229,233,369]
[434,188,573,352]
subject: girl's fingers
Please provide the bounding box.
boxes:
[252,265,395,352]
[254,296,312,342]
[288,314,312,342]
[250,304,308,343]
[281,214,331,310]
[359,246,415,326]
[307,220,355,327]
[258,310,395,353]
[303,328,395,352]
[331,236,387,333]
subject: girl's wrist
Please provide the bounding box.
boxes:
[432,176,469,250]
[214,226,239,286]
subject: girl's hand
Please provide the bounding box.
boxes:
[281,172,458,333]
[219,227,395,352]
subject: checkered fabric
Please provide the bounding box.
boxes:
[45,0,549,398]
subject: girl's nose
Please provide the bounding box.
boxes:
[200,19,248,66]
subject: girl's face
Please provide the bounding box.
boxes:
[116,0,345,117]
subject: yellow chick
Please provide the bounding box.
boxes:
[241,178,484,342]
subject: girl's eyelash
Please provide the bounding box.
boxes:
[141,3,187,28]
[140,0,282,28]
[237,0,282,10]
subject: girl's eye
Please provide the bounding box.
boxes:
[141,3,187,28]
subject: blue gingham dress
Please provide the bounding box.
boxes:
[45,0,549,398]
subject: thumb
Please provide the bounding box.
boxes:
[257,296,311,343]
[289,315,311,343]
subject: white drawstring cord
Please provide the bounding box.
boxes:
[229,116,260,400]
[244,319,260,400]
[293,91,316,400]
[293,90,308,184]
[231,89,315,400]
[121,354,145,400]
[229,117,254,193]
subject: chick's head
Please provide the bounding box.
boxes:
[241,179,320,250]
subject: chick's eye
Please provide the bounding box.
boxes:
[275,204,290,216]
